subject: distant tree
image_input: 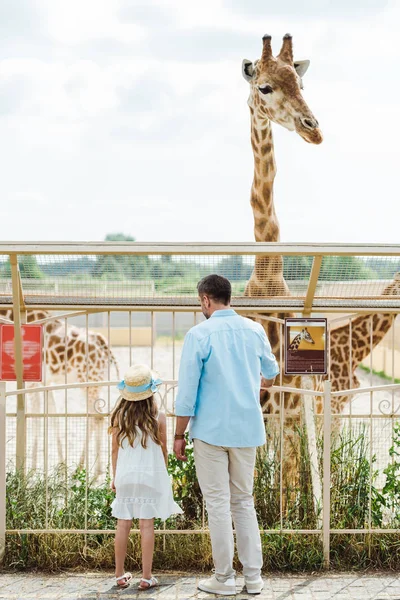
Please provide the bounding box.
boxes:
[94,233,150,280]
[105,233,135,242]
[0,256,44,279]
[93,255,125,280]
[319,256,376,281]
[217,256,253,281]
[364,257,400,279]
[283,256,313,280]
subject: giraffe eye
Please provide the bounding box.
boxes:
[259,85,273,95]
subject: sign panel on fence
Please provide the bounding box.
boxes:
[0,324,43,381]
[284,318,327,375]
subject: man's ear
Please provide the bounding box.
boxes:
[242,59,254,82]
[294,59,310,78]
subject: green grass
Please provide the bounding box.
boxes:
[358,364,400,384]
[5,424,400,571]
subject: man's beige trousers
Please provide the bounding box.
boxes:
[193,439,263,582]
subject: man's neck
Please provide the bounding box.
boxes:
[209,304,231,317]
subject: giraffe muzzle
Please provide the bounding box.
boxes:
[297,117,323,144]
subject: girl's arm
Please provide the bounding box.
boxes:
[158,412,168,467]
[111,428,119,491]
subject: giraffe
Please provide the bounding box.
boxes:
[0,308,119,475]
[240,33,325,492]
[242,32,400,399]
[241,35,400,497]
[322,274,400,415]
[288,328,315,352]
[241,33,322,417]
[240,33,400,492]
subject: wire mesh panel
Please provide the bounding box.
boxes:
[0,248,399,312]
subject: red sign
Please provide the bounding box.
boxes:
[0,324,43,382]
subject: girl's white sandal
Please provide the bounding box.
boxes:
[138,577,159,590]
[116,572,132,588]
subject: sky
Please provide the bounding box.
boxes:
[1,0,399,245]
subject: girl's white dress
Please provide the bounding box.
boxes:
[111,420,183,521]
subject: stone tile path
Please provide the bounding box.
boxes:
[1,572,400,599]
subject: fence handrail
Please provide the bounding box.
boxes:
[331,383,400,396]
[4,381,327,398]
[1,241,400,256]
[5,380,399,400]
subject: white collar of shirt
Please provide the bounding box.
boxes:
[210,309,237,318]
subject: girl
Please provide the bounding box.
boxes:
[109,364,182,590]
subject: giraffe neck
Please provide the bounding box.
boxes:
[249,109,279,243]
[245,107,290,296]
[351,313,394,368]
[289,333,301,350]
[330,312,394,388]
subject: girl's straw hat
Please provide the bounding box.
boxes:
[117,364,162,402]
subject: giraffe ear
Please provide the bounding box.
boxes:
[242,59,254,82]
[294,59,310,78]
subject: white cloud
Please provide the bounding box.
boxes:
[40,0,146,45]
[0,0,399,245]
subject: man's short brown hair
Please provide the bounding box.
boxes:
[197,274,231,305]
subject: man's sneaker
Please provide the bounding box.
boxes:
[198,575,236,596]
[245,576,264,595]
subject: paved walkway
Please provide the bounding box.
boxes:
[1,572,400,599]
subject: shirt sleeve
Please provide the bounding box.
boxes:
[175,331,204,417]
[259,328,280,380]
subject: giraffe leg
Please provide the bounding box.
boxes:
[84,385,105,481]
[27,383,40,471]
[48,389,64,465]
[77,379,104,480]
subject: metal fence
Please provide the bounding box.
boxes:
[1,310,400,567]
[1,243,400,568]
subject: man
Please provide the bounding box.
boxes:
[173,274,279,596]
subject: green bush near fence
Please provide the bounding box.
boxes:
[5,424,400,571]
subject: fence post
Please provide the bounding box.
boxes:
[301,375,322,527]
[322,380,331,568]
[10,255,25,470]
[0,382,6,563]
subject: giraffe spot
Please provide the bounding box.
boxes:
[267,322,279,350]
[261,143,272,156]
[269,222,279,240]
[67,348,73,360]
[253,129,259,144]
[256,218,267,231]
[263,183,272,198]
[250,195,263,212]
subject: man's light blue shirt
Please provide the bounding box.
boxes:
[175,308,280,447]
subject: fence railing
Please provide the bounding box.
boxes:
[1,242,400,312]
[3,379,400,567]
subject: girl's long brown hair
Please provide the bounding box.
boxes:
[108,394,162,449]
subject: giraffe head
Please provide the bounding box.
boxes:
[242,34,322,145]
[301,328,315,343]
